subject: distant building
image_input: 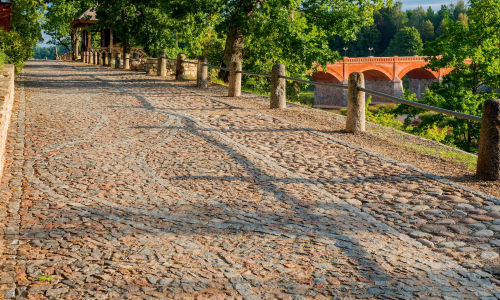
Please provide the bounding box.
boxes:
[0,0,12,32]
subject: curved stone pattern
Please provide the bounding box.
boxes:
[0,61,499,299]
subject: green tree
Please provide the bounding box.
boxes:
[436,18,447,36]
[453,0,468,20]
[149,0,384,82]
[398,0,500,152]
[329,24,382,57]
[374,1,408,54]
[419,19,435,42]
[457,13,468,25]
[408,6,427,29]
[385,27,423,56]
[43,0,96,52]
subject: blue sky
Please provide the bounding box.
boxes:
[401,0,451,11]
[38,0,457,47]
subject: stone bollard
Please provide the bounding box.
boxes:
[176,53,186,80]
[104,52,109,66]
[228,61,242,97]
[476,99,500,181]
[124,53,130,70]
[89,51,94,64]
[93,51,98,65]
[133,52,140,60]
[82,51,86,63]
[157,51,167,77]
[270,64,286,109]
[346,72,366,133]
[108,52,113,67]
[197,56,208,89]
[96,52,101,65]
[115,52,121,69]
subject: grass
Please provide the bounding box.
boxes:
[38,276,55,282]
[401,144,477,170]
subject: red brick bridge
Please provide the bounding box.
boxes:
[311,56,453,108]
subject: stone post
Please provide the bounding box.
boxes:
[346,72,366,133]
[89,51,94,64]
[124,53,130,70]
[82,51,86,63]
[176,53,186,80]
[476,99,500,181]
[270,64,286,109]
[115,52,121,69]
[133,52,140,59]
[157,51,167,77]
[94,51,98,65]
[96,52,101,65]
[104,52,109,66]
[107,52,113,67]
[197,56,208,89]
[228,61,242,97]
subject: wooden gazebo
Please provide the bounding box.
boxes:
[70,6,121,60]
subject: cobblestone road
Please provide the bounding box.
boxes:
[1,60,500,299]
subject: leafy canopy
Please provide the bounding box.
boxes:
[396,0,500,152]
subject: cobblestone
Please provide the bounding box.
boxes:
[0,61,500,298]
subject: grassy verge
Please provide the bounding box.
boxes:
[401,144,477,170]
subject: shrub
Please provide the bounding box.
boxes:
[0,52,7,69]
[0,29,34,73]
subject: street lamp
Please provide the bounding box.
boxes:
[368,47,374,56]
[343,47,348,57]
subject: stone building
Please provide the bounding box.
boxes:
[0,0,12,32]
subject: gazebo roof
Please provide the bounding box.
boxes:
[70,6,98,28]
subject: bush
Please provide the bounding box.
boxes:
[0,52,7,69]
[0,29,34,73]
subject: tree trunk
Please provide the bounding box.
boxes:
[219,25,244,82]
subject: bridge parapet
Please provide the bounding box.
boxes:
[312,56,452,107]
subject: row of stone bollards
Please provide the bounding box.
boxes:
[73,51,500,182]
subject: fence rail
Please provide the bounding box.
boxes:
[203,64,230,71]
[72,52,499,181]
[357,87,482,122]
[237,71,271,78]
[279,75,347,90]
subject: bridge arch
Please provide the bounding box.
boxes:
[399,65,438,80]
[399,66,440,100]
[311,70,342,83]
[355,66,393,81]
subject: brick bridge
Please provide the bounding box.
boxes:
[312,56,453,108]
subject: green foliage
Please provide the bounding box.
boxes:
[0,29,35,72]
[0,0,45,72]
[385,27,423,56]
[10,0,45,49]
[0,52,7,70]
[419,20,435,42]
[329,24,382,57]
[330,1,467,57]
[44,0,89,51]
[364,96,402,129]
[33,46,69,60]
[410,0,500,152]
[38,276,55,282]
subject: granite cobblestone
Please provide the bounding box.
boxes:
[0,61,499,299]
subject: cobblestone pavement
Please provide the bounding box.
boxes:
[1,60,500,299]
